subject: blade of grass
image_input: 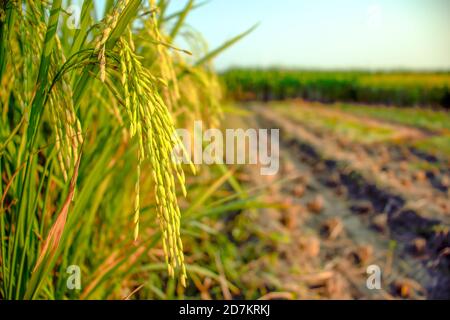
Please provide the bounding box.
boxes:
[25,150,81,299]
[194,23,258,67]
[185,166,235,215]
[163,1,209,23]
[26,0,62,151]
[168,0,194,41]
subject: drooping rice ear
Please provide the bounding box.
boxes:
[118,36,192,286]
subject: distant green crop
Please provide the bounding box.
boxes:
[222,69,450,108]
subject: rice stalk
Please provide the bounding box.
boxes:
[118,36,193,285]
[95,1,130,83]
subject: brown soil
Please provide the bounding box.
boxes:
[225,104,450,300]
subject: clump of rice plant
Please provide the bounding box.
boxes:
[0,0,256,299]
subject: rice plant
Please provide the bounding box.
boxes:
[0,0,255,299]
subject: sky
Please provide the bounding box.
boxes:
[95,0,450,71]
[168,0,450,71]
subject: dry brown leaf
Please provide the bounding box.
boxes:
[33,152,82,272]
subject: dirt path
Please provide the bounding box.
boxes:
[225,105,450,299]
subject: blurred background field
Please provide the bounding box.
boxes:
[222,69,450,108]
[211,0,450,299]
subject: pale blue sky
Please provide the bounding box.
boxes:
[96,0,450,71]
[168,0,450,71]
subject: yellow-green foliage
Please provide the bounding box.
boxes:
[0,0,244,298]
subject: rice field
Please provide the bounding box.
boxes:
[1,0,449,302]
